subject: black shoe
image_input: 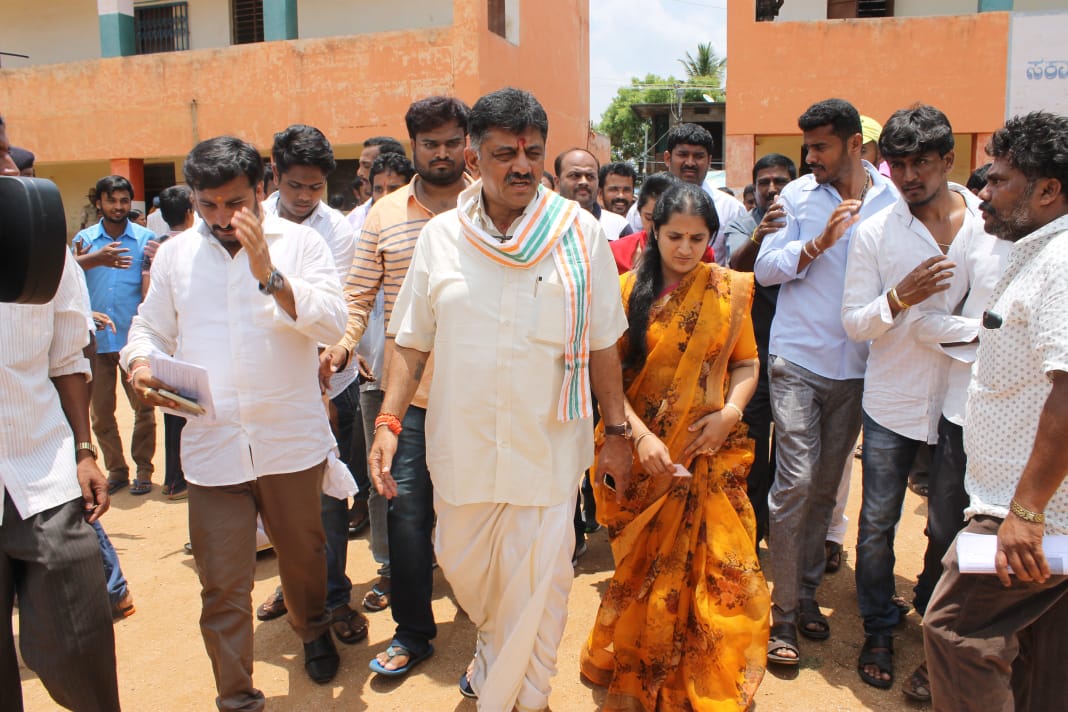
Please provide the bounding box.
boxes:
[348,499,370,537]
[459,672,478,699]
[304,631,340,684]
[571,540,588,567]
[584,520,603,534]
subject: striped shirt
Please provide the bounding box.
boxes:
[338,175,470,409]
[0,251,91,523]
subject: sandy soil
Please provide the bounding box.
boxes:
[18,406,933,712]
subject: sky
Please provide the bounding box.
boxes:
[588,0,728,125]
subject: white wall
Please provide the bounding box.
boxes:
[183,0,231,50]
[0,0,101,67]
[777,0,984,21]
[776,0,826,22]
[298,0,452,40]
[1015,0,1068,11]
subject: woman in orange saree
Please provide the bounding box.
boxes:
[580,184,770,711]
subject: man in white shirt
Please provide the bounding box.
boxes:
[121,136,348,709]
[346,136,406,234]
[842,105,976,690]
[1,134,116,706]
[625,123,747,264]
[369,88,631,712]
[924,111,1068,712]
[554,148,631,240]
[254,123,369,644]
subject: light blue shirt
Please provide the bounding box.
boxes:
[754,163,898,380]
[72,219,156,353]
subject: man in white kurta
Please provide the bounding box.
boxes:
[369,88,631,712]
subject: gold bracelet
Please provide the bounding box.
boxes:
[634,431,655,448]
[723,402,744,421]
[1009,498,1045,524]
[802,240,822,260]
[889,287,911,310]
[75,441,98,459]
[749,229,762,247]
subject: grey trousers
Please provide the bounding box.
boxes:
[1,494,119,712]
[767,355,863,624]
[924,516,1068,712]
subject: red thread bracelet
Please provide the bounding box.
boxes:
[374,413,403,435]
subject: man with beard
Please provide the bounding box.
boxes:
[724,152,796,547]
[73,174,158,496]
[370,86,629,712]
[923,111,1068,712]
[347,136,406,233]
[322,95,472,679]
[841,105,977,690]
[754,98,898,668]
[599,161,637,217]
[122,136,347,708]
[254,124,369,646]
[555,148,631,239]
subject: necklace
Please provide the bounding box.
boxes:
[858,172,872,204]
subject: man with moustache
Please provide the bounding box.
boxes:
[347,136,406,232]
[599,161,638,217]
[369,86,630,712]
[724,152,797,547]
[923,112,1068,712]
[321,96,472,679]
[73,174,158,495]
[122,136,347,708]
[754,98,898,667]
[627,123,746,264]
[554,148,631,239]
[841,105,978,689]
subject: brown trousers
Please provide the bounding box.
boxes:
[90,351,155,479]
[923,515,1068,712]
[188,462,330,712]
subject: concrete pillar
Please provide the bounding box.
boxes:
[978,0,1013,11]
[98,0,135,58]
[725,134,756,189]
[110,158,146,213]
[264,0,298,41]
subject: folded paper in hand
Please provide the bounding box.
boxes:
[148,352,216,421]
[957,532,1068,575]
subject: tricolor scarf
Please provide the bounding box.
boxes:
[458,183,593,421]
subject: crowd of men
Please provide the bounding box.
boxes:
[1,87,1066,712]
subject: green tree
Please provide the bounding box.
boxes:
[596,45,727,163]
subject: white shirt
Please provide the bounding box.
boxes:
[347,198,372,233]
[964,215,1068,534]
[598,208,630,241]
[842,184,980,442]
[0,252,91,523]
[390,182,628,508]
[626,181,747,265]
[912,211,1010,426]
[263,193,358,397]
[120,215,346,487]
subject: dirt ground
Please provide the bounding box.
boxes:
[18,406,934,712]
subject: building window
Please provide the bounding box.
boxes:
[488,0,519,43]
[828,0,894,18]
[232,0,264,45]
[135,2,190,54]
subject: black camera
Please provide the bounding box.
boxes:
[0,175,68,304]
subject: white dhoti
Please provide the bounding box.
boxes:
[434,493,576,712]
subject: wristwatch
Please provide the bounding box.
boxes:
[604,422,632,440]
[75,441,98,459]
[258,268,284,295]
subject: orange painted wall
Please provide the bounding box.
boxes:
[725,0,1010,184]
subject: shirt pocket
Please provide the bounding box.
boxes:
[531,280,567,347]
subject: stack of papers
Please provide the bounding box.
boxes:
[148,352,216,421]
[956,532,1068,575]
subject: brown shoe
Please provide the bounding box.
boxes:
[256,587,287,621]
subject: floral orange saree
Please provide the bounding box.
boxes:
[580,263,770,711]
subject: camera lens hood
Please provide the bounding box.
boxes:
[0,176,67,304]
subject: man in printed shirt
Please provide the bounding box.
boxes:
[369,87,631,712]
[754,98,898,667]
[923,112,1068,712]
[320,95,471,679]
[122,136,347,709]
[73,174,159,495]
[0,116,117,710]
[841,105,981,691]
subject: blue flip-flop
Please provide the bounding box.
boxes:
[368,643,435,677]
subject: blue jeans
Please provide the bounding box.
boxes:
[92,520,128,607]
[387,406,435,654]
[856,410,921,636]
[360,389,389,577]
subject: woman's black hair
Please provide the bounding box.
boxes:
[623,183,718,371]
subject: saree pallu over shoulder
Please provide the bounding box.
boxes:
[582,263,769,711]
